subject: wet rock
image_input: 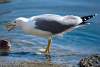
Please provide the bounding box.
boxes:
[79,55,100,67]
[0,39,11,56]
[0,40,11,49]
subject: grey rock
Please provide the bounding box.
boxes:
[79,55,100,67]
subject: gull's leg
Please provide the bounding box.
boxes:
[44,37,52,54]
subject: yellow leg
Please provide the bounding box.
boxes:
[44,37,52,54]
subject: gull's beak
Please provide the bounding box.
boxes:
[5,22,16,31]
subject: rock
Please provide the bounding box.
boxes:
[0,40,11,49]
[0,0,10,3]
[79,55,100,67]
[0,39,11,56]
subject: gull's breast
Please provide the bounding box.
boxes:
[22,23,52,38]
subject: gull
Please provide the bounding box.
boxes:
[6,14,96,55]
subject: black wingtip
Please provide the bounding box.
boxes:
[81,14,97,22]
[79,14,97,25]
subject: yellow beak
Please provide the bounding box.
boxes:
[5,23,16,31]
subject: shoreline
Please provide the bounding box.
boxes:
[0,62,75,67]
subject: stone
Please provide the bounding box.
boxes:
[79,55,100,67]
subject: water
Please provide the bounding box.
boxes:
[0,0,100,65]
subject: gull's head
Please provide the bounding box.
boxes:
[6,17,28,31]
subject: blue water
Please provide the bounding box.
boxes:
[0,0,100,65]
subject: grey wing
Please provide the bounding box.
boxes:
[35,18,74,34]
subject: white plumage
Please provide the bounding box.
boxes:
[14,14,83,38]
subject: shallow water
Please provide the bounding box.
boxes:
[0,0,100,65]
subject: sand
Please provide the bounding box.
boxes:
[0,62,74,67]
